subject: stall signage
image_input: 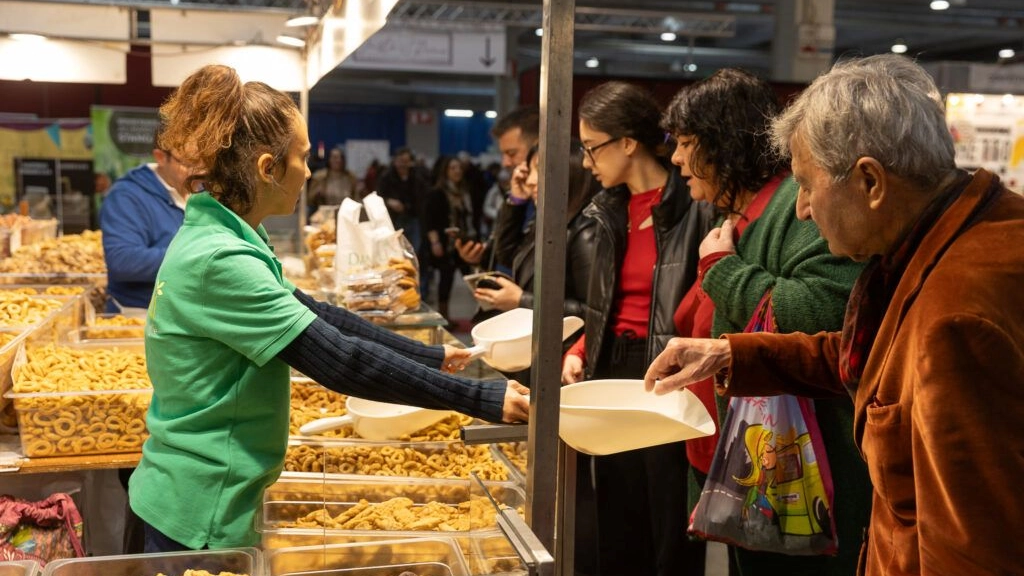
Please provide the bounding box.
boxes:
[343,26,506,75]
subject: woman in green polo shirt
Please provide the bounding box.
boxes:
[128,64,531,552]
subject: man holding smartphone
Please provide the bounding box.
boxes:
[455,106,539,274]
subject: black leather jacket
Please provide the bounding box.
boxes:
[514,209,596,318]
[579,169,716,379]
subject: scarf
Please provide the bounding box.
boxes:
[838,172,998,390]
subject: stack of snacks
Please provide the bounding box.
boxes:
[6,342,151,457]
[385,257,421,311]
[0,215,58,258]
[0,230,105,279]
[338,269,407,324]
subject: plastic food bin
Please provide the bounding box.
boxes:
[0,296,82,418]
[265,538,470,576]
[5,340,150,457]
[0,560,40,576]
[258,476,525,550]
[41,548,261,576]
[283,438,512,481]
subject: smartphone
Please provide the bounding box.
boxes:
[477,276,503,290]
[464,271,513,291]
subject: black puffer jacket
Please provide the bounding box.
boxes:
[513,210,596,318]
[579,168,716,378]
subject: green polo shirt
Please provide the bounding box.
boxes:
[130,192,316,549]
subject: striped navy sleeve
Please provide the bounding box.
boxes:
[292,288,444,369]
[278,317,506,423]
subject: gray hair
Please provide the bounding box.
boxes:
[771,54,956,189]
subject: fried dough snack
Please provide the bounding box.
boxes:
[0,293,64,326]
[0,230,105,274]
[498,442,528,475]
[284,442,509,480]
[11,344,150,457]
[285,496,507,532]
[155,571,249,576]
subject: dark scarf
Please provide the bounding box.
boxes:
[838,172,998,390]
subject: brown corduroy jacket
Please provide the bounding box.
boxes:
[723,169,1024,575]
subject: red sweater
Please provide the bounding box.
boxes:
[674,175,782,474]
[567,186,662,360]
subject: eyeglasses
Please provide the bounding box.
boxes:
[580,137,621,163]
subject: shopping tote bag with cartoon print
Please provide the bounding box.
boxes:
[689,291,838,555]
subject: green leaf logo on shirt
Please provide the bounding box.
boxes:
[148,281,165,323]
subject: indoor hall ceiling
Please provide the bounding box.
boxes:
[314,0,1024,108]
[15,0,1024,107]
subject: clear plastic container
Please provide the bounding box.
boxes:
[41,547,261,576]
[351,305,408,325]
[464,534,528,576]
[341,285,401,310]
[258,477,525,551]
[336,269,402,293]
[5,340,150,457]
[0,296,82,417]
[0,560,40,576]
[283,437,512,481]
[265,538,470,576]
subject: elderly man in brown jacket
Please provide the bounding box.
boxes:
[645,54,1024,576]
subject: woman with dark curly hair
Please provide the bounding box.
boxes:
[663,68,871,576]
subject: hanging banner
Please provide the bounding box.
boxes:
[90,106,160,181]
[0,120,90,209]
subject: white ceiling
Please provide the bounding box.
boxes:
[13,0,1024,107]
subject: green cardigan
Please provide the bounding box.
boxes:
[700,177,873,576]
[703,177,861,338]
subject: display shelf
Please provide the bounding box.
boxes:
[13,451,140,474]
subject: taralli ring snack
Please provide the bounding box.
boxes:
[9,343,151,457]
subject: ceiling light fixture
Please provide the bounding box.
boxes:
[685,63,697,73]
[661,32,677,42]
[535,28,543,37]
[999,48,1016,59]
[444,109,473,118]
[9,33,47,42]
[930,0,950,10]
[891,41,908,54]
[275,34,306,47]
[585,57,600,68]
[485,111,498,119]
[286,15,319,27]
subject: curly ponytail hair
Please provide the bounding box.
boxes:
[158,64,298,216]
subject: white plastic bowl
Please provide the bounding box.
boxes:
[298,397,455,440]
[559,379,716,456]
[467,308,584,372]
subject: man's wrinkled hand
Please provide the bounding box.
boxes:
[644,337,732,394]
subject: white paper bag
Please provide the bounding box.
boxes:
[334,198,374,273]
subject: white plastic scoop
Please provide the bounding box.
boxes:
[465,308,585,372]
[559,379,716,456]
[298,396,456,439]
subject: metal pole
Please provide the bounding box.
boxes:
[298,49,310,255]
[529,0,574,570]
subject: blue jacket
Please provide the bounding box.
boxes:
[100,164,185,309]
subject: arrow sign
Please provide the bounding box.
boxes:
[479,36,496,67]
